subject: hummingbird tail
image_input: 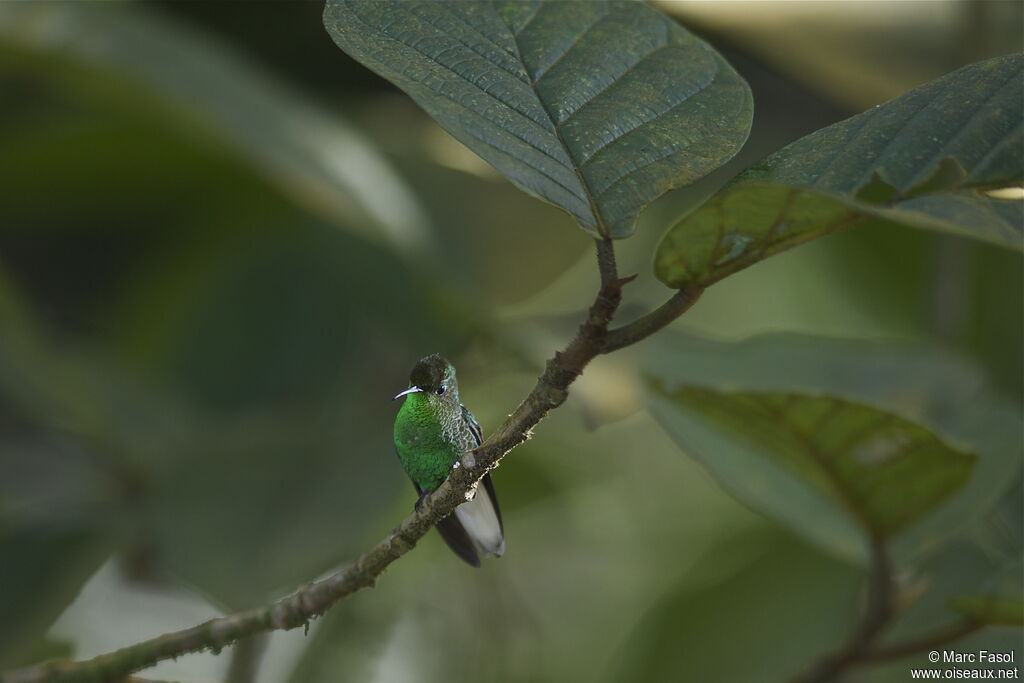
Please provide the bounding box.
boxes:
[436,514,482,568]
[435,473,505,567]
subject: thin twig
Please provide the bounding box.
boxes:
[790,535,895,683]
[862,620,983,663]
[225,634,267,683]
[600,287,703,353]
[1,270,635,683]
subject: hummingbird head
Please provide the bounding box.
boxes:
[393,353,460,404]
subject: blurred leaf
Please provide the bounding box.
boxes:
[366,152,588,305]
[11,639,73,671]
[870,533,1020,666]
[0,527,110,668]
[636,332,1022,564]
[0,1,431,255]
[655,54,1023,289]
[287,591,394,683]
[323,0,752,238]
[99,217,470,606]
[44,561,231,682]
[649,385,975,556]
[147,408,399,609]
[613,527,861,683]
[949,596,1024,626]
[0,233,415,610]
[106,213,454,413]
[662,1,1024,111]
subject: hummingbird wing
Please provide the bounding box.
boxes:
[429,405,506,567]
[461,404,484,447]
[460,405,504,535]
[454,404,505,555]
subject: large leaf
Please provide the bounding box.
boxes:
[638,332,1022,564]
[323,0,753,238]
[655,54,1023,289]
[649,385,976,553]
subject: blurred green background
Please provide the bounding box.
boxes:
[0,2,1020,682]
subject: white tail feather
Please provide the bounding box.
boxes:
[454,485,505,557]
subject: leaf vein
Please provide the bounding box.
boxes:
[577,67,716,168]
[431,3,530,84]
[346,1,558,135]
[903,69,1020,188]
[533,7,611,83]
[591,91,734,202]
[513,2,544,36]
[557,42,671,126]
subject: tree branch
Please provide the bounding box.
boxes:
[1,272,636,683]
[601,287,703,353]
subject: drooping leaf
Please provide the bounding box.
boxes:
[650,385,975,546]
[323,0,753,238]
[949,596,1024,626]
[655,53,1023,289]
[639,332,1022,563]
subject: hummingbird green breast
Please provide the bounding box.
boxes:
[392,354,477,492]
[392,353,504,567]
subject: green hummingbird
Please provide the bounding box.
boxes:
[392,353,505,567]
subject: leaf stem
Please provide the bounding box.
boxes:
[601,287,703,353]
[862,620,983,663]
[595,237,618,286]
[790,535,895,683]
[790,535,990,682]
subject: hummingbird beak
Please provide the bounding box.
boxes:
[392,386,424,401]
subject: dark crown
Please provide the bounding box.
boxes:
[409,353,451,390]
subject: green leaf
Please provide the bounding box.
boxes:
[0,527,110,668]
[650,385,975,542]
[949,596,1024,626]
[655,54,1023,289]
[613,528,861,683]
[323,0,753,238]
[638,332,1022,563]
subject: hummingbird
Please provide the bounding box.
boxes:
[392,354,505,567]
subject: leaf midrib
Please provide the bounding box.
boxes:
[493,2,609,235]
[341,1,589,207]
[757,398,884,536]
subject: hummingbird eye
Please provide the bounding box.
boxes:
[436,386,445,395]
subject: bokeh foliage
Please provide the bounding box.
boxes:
[1,1,1021,682]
